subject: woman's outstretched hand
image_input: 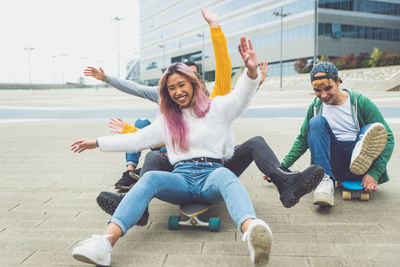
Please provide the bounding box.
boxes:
[108,118,127,133]
[238,36,258,79]
[71,139,97,153]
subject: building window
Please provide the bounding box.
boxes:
[332,24,342,38]
[319,22,400,41]
[319,0,400,16]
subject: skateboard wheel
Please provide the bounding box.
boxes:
[360,192,369,201]
[342,191,351,200]
[208,218,220,232]
[168,216,180,230]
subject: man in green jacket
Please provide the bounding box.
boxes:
[282,62,394,207]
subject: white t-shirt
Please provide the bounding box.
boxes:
[322,95,359,141]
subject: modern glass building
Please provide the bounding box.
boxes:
[138,0,400,85]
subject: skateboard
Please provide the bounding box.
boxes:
[168,203,220,232]
[339,180,369,201]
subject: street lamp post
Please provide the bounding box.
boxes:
[58,53,68,87]
[111,16,125,78]
[314,0,318,65]
[23,47,34,89]
[273,7,290,89]
[197,31,205,80]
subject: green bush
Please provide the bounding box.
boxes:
[368,47,383,67]
[380,55,400,67]
[335,63,344,70]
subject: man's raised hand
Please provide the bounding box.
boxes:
[83,67,106,81]
[259,61,269,86]
[238,36,258,79]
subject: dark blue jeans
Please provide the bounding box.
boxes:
[307,116,364,181]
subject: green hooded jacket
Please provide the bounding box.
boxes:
[282,89,394,184]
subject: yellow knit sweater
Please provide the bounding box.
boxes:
[122,25,231,134]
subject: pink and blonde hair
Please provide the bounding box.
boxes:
[158,63,211,152]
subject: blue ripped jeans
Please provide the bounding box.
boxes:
[125,118,151,167]
[307,116,366,181]
[110,161,256,234]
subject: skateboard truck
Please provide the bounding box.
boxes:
[168,203,220,232]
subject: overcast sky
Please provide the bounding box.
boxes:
[0,0,139,84]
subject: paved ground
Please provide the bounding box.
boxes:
[0,86,399,266]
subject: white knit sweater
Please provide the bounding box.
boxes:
[97,71,260,165]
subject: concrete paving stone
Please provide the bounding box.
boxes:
[0,219,45,230]
[379,222,400,233]
[271,243,339,257]
[107,252,167,266]
[339,258,400,267]
[315,233,366,244]
[336,244,400,257]
[202,241,248,256]
[0,250,35,265]
[6,210,84,221]
[21,251,165,266]
[163,253,252,267]
[116,240,202,254]
[0,237,75,251]
[360,233,400,243]
[267,256,310,267]
[122,230,234,243]
[308,256,346,267]
[272,233,319,243]
[35,218,109,231]
[289,213,400,225]
[270,223,386,234]
[0,228,100,240]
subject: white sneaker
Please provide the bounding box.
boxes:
[72,234,112,266]
[242,219,273,266]
[350,122,387,175]
[313,175,334,207]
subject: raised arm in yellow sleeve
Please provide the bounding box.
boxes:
[121,123,139,134]
[209,26,232,98]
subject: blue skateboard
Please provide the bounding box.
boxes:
[339,180,369,201]
[168,203,220,232]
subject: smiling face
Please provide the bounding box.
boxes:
[167,73,194,108]
[312,72,342,105]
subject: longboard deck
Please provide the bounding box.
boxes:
[341,180,364,191]
[180,203,210,217]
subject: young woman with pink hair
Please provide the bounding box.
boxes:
[70,36,272,266]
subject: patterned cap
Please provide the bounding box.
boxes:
[310,62,338,82]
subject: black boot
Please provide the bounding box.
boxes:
[96,191,149,226]
[269,165,324,208]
